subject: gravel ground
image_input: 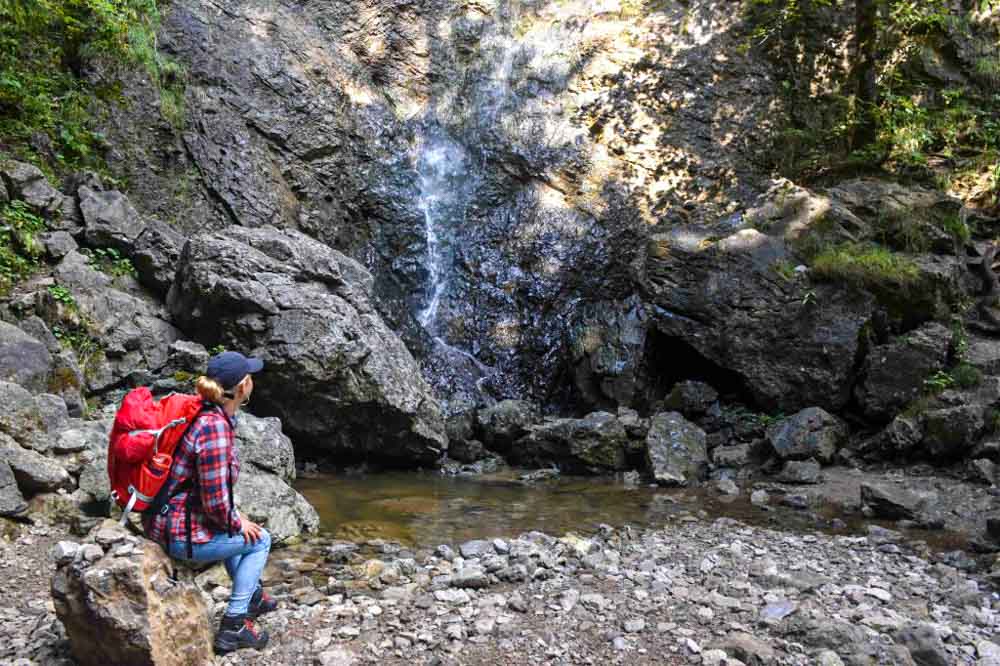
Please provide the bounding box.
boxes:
[5,509,1000,666]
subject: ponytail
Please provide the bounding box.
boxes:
[195,376,225,404]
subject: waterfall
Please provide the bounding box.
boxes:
[414,133,469,331]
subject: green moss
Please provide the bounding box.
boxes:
[0,200,46,295]
[811,242,921,291]
[173,370,194,382]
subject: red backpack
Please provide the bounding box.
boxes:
[107,388,205,524]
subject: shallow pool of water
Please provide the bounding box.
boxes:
[293,470,923,548]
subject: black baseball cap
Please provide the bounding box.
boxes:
[206,351,264,390]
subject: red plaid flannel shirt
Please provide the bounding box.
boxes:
[143,405,242,545]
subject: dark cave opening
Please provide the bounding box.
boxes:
[637,328,758,413]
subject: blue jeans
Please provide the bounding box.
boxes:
[168,530,271,616]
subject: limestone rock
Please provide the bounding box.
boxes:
[235,466,319,542]
[776,459,822,484]
[78,186,145,252]
[131,219,184,295]
[52,521,214,666]
[0,321,53,394]
[894,623,950,666]
[922,404,984,458]
[1,161,63,215]
[767,408,847,464]
[236,413,296,482]
[0,433,71,493]
[645,412,708,486]
[0,460,27,516]
[855,323,950,420]
[168,226,446,464]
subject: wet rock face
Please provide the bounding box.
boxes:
[644,223,875,414]
[855,322,952,421]
[168,226,447,464]
[52,521,213,666]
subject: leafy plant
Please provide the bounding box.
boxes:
[84,246,137,277]
[0,200,46,293]
[209,344,226,355]
[923,369,954,393]
[47,284,76,306]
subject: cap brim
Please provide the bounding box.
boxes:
[246,357,264,373]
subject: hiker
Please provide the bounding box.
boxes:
[142,351,275,654]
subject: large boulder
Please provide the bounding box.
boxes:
[52,521,214,666]
[476,400,540,452]
[0,320,53,394]
[0,432,72,493]
[511,412,629,471]
[767,407,848,464]
[235,413,319,541]
[644,223,875,413]
[855,322,951,420]
[168,226,447,464]
[645,411,708,486]
[860,482,927,521]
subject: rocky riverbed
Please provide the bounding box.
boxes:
[7,505,1000,666]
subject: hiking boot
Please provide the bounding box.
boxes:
[214,614,269,654]
[249,585,278,618]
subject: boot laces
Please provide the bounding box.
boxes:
[243,618,259,639]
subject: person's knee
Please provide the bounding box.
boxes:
[256,528,271,552]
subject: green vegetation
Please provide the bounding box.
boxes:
[83,246,136,277]
[0,0,183,175]
[987,408,1000,434]
[810,242,920,292]
[745,0,1000,206]
[0,200,46,294]
[209,344,226,355]
[923,369,955,393]
[47,283,76,307]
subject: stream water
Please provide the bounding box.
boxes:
[294,472,970,552]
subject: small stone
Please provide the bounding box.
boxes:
[559,588,580,612]
[80,544,103,563]
[751,489,769,506]
[316,647,357,665]
[459,539,492,559]
[492,538,509,554]
[51,541,79,565]
[436,545,456,561]
[715,479,740,495]
[507,591,528,613]
[816,650,845,666]
[434,588,471,605]
[337,626,361,639]
[612,636,628,651]
[624,618,645,633]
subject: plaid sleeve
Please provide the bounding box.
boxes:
[193,417,242,535]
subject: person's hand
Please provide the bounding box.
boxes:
[241,513,263,544]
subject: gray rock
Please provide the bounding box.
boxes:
[1,161,62,215]
[512,411,628,471]
[895,623,950,666]
[861,482,925,521]
[712,632,776,665]
[78,187,145,253]
[922,404,984,458]
[767,407,847,463]
[476,400,539,451]
[39,231,78,260]
[623,618,645,633]
[0,433,71,493]
[665,380,720,416]
[751,489,769,506]
[451,566,489,589]
[236,413,296,481]
[713,443,751,467]
[0,321,52,395]
[855,323,951,420]
[234,466,319,542]
[168,227,446,464]
[776,459,822,484]
[131,219,184,294]
[0,381,46,448]
[715,478,740,495]
[0,460,27,516]
[968,458,996,485]
[459,540,492,559]
[645,412,708,486]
